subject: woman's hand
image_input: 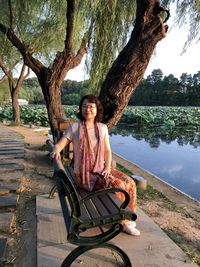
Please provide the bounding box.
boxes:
[50,146,61,160]
[102,167,111,178]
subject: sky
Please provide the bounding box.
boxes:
[66,5,200,81]
[144,24,200,79]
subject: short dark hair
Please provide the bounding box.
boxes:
[77,94,103,122]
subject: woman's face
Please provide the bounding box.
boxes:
[81,99,97,121]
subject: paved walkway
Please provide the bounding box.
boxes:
[0,124,198,266]
[0,124,24,260]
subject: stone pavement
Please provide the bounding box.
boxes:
[0,124,24,261]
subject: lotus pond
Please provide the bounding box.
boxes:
[1,105,200,127]
[110,125,200,202]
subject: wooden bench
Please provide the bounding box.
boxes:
[47,140,137,267]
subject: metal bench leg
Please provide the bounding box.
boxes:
[61,243,132,267]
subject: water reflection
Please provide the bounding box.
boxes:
[109,125,200,202]
[110,125,200,148]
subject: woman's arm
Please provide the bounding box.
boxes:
[51,123,74,160]
[51,136,70,160]
[102,135,112,178]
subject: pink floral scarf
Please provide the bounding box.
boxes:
[78,121,105,191]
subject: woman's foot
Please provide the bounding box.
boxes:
[123,221,140,236]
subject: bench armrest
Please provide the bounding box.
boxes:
[80,187,130,209]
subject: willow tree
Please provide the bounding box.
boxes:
[0,43,30,125]
[0,0,199,133]
[0,0,67,125]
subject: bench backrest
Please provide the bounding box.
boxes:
[46,140,81,222]
[55,167,80,212]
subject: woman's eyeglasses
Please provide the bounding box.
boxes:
[82,105,96,110]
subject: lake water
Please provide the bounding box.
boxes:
[109,126,200,202]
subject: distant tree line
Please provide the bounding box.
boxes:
[129,69,200,106]
[1,69,200,106]
[0,78,89,105]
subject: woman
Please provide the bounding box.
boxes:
[51,94,140,236]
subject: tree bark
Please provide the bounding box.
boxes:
[11,87,20,125]
[99,0,169,128]
[33,38,87,135]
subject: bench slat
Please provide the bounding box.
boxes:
[91,195,110,217]
[98,193,119,214]
[79,202,92,220]
[79,189,111,217]
[108,192,132,212]
[82,198,101,219]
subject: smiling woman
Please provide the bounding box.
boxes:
[51,94,141,236]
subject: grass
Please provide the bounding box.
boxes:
[117,163,177,209]
[116,163,133,176]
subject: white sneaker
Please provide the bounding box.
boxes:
[123,221,140,236]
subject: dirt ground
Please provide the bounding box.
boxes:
[4,125,200,267]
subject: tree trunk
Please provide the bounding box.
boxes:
[11,89,20,125]
[34,46,86,137]
[3,64,29,125]
[99,0,169,128]
[35,67,65,134]
[6,70,21,125]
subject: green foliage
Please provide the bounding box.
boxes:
[20,105,49,126]
[137,184,168,201]
[0,79,10,104]
[21,78,89,104]
[0,0,67,63]
[61,79,89,104]
[0,105,49,126]
[174,0,200,50]
[62,93,81,105]
[116,163,133,176]
[63,105,79,120]
[130,70,200,106]
[22,78,44,104]
[84,0,137,93]
[121,106,200,127]
[1,105,200,128]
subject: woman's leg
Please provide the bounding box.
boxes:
[111,168,137,212]
[110,168,140,236]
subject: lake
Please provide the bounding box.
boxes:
[109,125,200,202]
